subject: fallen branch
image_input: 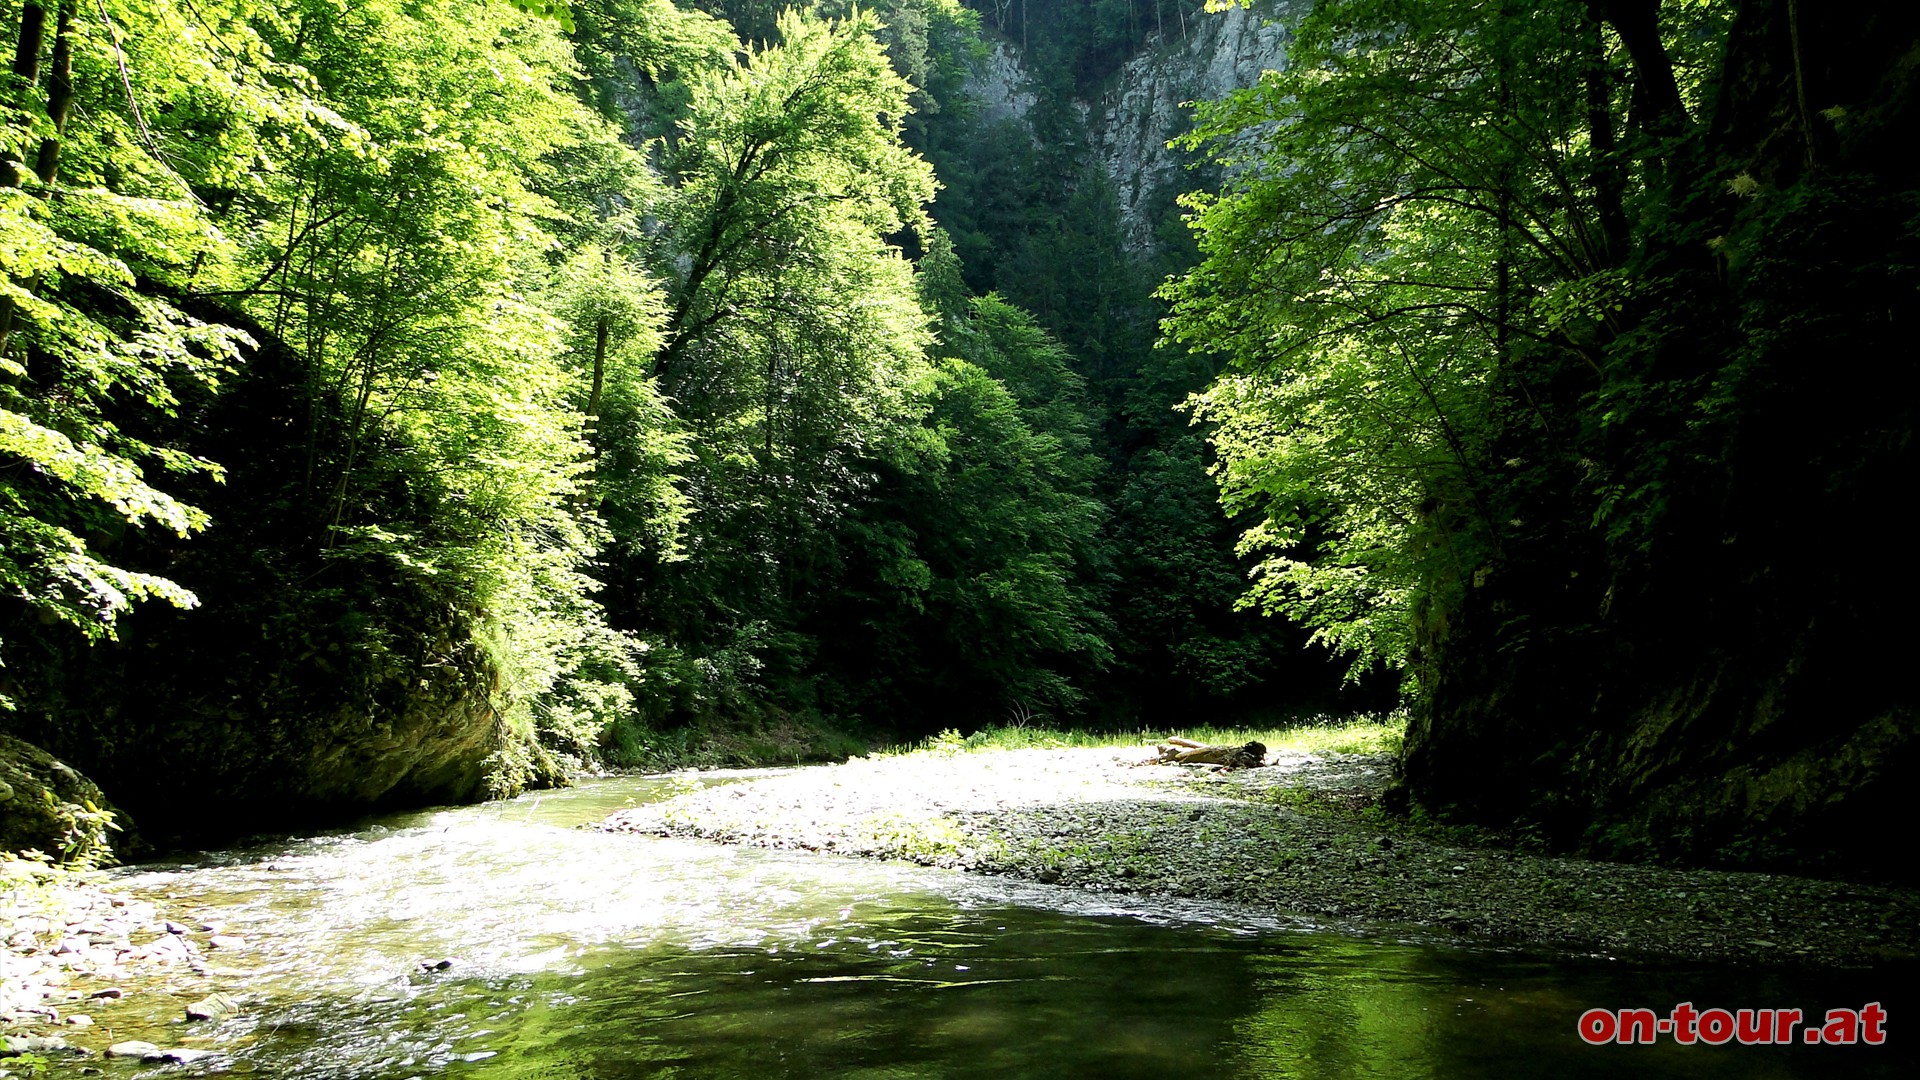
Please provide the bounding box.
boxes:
[1144,737,1269,770]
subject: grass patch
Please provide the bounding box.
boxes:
[889,711,1408,758]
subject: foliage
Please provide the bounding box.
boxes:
[1166,0,1659,681]
[811,278,1115,731]
[1168,0,1920,878]
[0,0,1377,846]
[0,0,690,818]
[605,7,947,731]
[214,0,661,765]
[883,710,1406,756]
[0,0,272,680]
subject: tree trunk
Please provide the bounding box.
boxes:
[1149,738,1268,770]
[1589,0,1688,139]
[8,1,48,103]
[1583,7,1629,265]
[33,0,76,186]
[0,0,53,363]
[587,315,608,422]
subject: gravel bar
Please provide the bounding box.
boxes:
[599,747,1920,967]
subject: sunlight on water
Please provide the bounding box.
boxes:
[78,774,1914,1079]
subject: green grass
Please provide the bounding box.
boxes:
[890,711,1408,758]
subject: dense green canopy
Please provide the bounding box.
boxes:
[4,0,1905,877]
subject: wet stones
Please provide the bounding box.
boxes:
[3,872,239,1058]
[104,1037,218,1060]
[2,1033,71,1056]
[103,1040,214,1063]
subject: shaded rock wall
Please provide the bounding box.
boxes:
[0,733,128,865]
[1,306,525,850]
[1403,0,1920,882]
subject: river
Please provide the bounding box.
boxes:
[73,772,1911,1078]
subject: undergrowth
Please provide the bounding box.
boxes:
[890,711,1408,758]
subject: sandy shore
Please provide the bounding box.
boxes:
[600,746,1920,966]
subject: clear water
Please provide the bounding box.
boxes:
[75,772,1912,1078]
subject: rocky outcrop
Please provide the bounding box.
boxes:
[966,3,1301,250]
[0,305,543,850]
[0,733,127,864]
[969,43,1038,125]
[1093,4,1297,249]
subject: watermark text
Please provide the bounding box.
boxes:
[1577,1003,1887,1046]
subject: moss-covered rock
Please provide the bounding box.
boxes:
[0,302,553,849]
[0,733,130,865]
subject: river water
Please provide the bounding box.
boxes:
[79,772,1910,1078]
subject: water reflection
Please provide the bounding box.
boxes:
[80,774,1913,1079]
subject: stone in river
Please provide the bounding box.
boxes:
[0,1034,66,1056]
[185,992,240,1021]
[103,1040,212,1063]
[206,935,245,950]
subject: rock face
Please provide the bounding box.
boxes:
[968,3,1301,250]
[1092,4,1296,249]
[0,733,129,864]
[7,545,517,850]
[1401,2,1920,883]
[1407,569,1919,883]
[0,305,540,851]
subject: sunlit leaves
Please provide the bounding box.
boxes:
[503,0,577,34]
[1165,0,1624,681]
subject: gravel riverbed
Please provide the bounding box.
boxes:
[600,747,1920,967]
[2,865,236,1069]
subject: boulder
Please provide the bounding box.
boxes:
[0,733,133,865]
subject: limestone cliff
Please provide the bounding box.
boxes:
[965,3,1299,250]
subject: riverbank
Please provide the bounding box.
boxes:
[599,745,1920,967]
[1,860,228,1068]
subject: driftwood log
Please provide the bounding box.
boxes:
[1147,737,1268,770]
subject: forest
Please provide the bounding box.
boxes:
[1,0,1913,888]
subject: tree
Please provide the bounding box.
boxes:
[1164,0,1671,677]
[1,0,289,688]
[202,0,670,763]
[818,279,1114,728]
[616,8,939,709]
